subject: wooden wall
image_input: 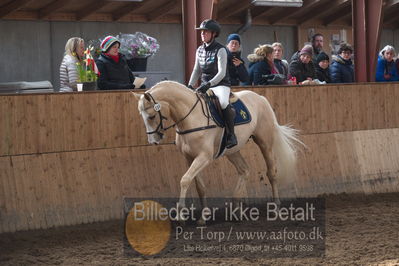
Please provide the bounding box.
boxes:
[1,83,399,233]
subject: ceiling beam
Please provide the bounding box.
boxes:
[111,2,144,21]
[251,6,275,20]
[38,0,69,19]
[322,4,351,25]
[76,0,109,20]
[279,0,321,20]
[385,0,399,9]
[299,0,350,24]
[0,0,32,18]
[268,7,298,24]
[217,0,252,20]
[147,0,178,21]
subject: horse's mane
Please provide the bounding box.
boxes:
[150,80,188,92]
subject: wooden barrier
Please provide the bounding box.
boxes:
[1,82,399,233]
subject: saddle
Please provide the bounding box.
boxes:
[204,90,252,158]
[205,90,251,128]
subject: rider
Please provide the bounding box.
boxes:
[188,19,237,149]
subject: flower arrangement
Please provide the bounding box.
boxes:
[117,32,160,59]
[76,46,99,82]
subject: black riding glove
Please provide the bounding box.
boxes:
[187,85,195,91]
[196,82,211,93]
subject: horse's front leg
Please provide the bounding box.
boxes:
[184,155,208,225]
[178,153,212,220]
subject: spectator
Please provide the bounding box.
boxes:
[330,43,354,83]
[96,35,137,90]
[311,33,324,64]
[272,42,289,79]
[315,52,331,83]
[226,33,249,86]
[289,44,316,83]
[376,45,398,82]
[246,44,279,85]
[59,37,85,92]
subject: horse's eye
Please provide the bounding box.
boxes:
[148,115,156,120]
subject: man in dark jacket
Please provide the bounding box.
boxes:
[330,43,354,83]
[289,45,316,83]
[311,33,324,65]
[96,35,137,90]
[315,52,331,83]
[226,34,249,86]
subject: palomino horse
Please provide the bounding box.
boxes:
[133,81,301,216]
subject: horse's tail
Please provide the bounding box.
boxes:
[273,124,304,197]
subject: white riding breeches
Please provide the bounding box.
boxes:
[210,85,230,109]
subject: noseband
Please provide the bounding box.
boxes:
[143,92,201,137]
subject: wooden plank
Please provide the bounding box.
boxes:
[11,156,31,230]
[23,154,47,229]
[0,157,11,233]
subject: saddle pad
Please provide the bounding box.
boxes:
[207,97,252,128]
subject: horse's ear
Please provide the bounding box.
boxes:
[144,93,152,103]
[132,92,142,101]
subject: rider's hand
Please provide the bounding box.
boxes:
[187,84,195,91]
[196,82,211,93]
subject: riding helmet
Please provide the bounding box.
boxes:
[196,19,221,37]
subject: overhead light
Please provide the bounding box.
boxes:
[251,0,303,7]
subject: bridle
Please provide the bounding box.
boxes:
[143,92,198,137]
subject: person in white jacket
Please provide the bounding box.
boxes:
[59,37,85,92]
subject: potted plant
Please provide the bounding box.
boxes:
[117,32,160,72]
[76,46,99,91]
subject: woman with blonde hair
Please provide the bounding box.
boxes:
[246,44,279,85]
[376,45,398,82]
[272,42,289,78]
[59,37,85,92]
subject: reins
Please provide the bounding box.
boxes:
[144,91,216,136]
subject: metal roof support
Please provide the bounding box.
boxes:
[182,0,215,84]
[352,0,384,82]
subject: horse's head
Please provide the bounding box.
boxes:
[133,91,171,145]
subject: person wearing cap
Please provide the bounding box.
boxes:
[226,33,249,86]
[59,37,85,92]
[96,35,137,90]
[330,43,354,83]
[315,52,331,83]
[288,44,316,83]
[376,45,398,82]
[188,19,237,148]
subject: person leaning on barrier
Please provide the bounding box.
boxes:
[226,33,249,86]
[288,44,316,84]
[330,43,354,83]
[272,42,289,80]
[376,45,398,82]
[246,44,282,85]
[59,37,85,92]
[315,52,331,83]
[96,36,138,90]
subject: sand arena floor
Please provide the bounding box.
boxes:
[0,193,398,265]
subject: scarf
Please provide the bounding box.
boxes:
[105,53,120,63]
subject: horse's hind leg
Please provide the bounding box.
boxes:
[226,151,250,200]
[253,137,281,206]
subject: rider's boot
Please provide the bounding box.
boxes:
[222,104,238,149]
